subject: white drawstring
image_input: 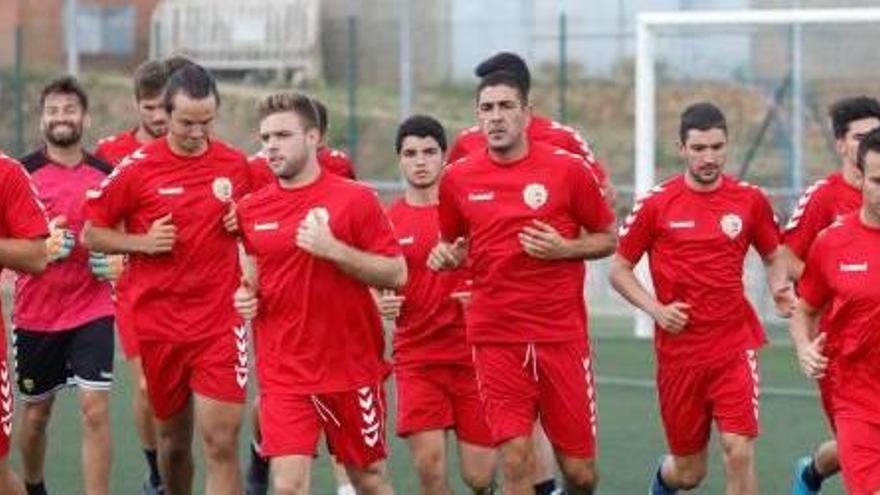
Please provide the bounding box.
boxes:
[311,395,341,427]
[522,343,538,381]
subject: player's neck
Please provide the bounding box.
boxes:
[683,172,723,192]
[134,126,158,145]
[44,143,83,167]
[167,138,208,157]
[405,186,438,206]
[860,207,880,229]
[488,137,528,164]
[840,162,862,189]
[279,159,321,190]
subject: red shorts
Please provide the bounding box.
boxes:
[658,349,760,456]
[114,289,138,359]
[837,417,880,495]
[260,382,389,468]
[140,324,249,420]
[395,363,492,446]
[472,341,597,459]
[0,359,12,458]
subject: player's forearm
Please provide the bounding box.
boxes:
[608,256,662,318]
[764,247,792,295]
[83,222,148,255]
[789,302,820,351]
[0,238,47,274]
[778,246,805,281]
[569,229,617,260]
[328,242,407,289]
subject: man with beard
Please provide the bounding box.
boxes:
[84,64,252,495]
[609,102,795,494]
[93,57,186,495]
[377,115,497,494]
[234,92,404,495]
[430,70,616,495]
[14,76,116,495]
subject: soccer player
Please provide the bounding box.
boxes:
[83,64,252,495]
[784,96,880,494]
[609,102,795,494]
[0,151,49,495]
[792,126,880,495]
[93,58,181,495]
[430,70,617,495]
[233,91,404,495]
[378,114,497,494]
[13,77,117,495]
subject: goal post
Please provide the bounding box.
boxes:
[631,7,880,338]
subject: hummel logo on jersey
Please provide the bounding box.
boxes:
[399,236,415,245]
[158,186,184,195]
[468,192,495,202]
[254,222,279,231]
[669,220,695,229]
[840,262,868,272]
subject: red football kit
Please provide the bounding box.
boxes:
[248,145,356,190]
[438,141,614,456]
[14,151,114,331]
[783,170,861,425]
[237,171,398,465]
[0,153,49,456]
[798,213,880,494]
[95,128,149,358]
[386,200,491,445]
[448,114,608,187]
[617,174,780,454]
[85,137,252,419]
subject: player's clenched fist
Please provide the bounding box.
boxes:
[46,216,75,262]
[427,237,466,271]
[375,289,405,320]
[651,301,691,334]
[296,209,339,259]
[772,284,797,318]
[222,203,239,234]
[140,213,176,255]
[89,252,124,281]
[234,276,258,320]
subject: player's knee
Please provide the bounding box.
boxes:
[412,449,445,488]
[460,464,495,492]
[79,394,110,431]
[272,472,308,495]
[720,439,754,475]
[674,463,707,490]
[500,443,532,482]
[561,463,599,492]
[348,462,390,494]
[22,402,52,433]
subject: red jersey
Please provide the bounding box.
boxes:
[438,142,614,344]
[94,128,143,166]
[247,145,357,191]
[387,200,470,366]
[617,175,781,368]
[448,115,608,186]
[237,171,400,394]
[0,153,49,352]
[784,171,861,260]
[798,213,880,426]
[13,151,114,331]
[85,137,252,342]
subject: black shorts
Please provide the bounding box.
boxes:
[13,316,115,401]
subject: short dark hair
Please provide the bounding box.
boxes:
[475,51,531,96]
[133,60,170,101]
[257,92,320,131]
[856,126,880,172]
[395,115,447,155]
[679,102,727,143]
[163,63,220,113]
[163,54,195,76]
[476,70,528,106]
[830,96,880,139]
[313,99,329,137]
[40,76,88,112]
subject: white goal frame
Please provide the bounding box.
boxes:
[632,7,880,338]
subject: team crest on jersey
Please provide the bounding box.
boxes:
[212,177,233,202]
[523,183,548,210]
[720,213,743,239]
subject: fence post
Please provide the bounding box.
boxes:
[346,16,358,166]
[558,11,568,124]
[14,24,24,156]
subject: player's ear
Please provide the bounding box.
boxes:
[677,140,687,158]
[834,137,847,159]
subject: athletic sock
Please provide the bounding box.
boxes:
[653,461,677,495]
[801,458,824,491]
[337,484,356,495]
[534,478,557,495]
[144,448,162,488]
[25,481,47,495]
[247,440,270,484]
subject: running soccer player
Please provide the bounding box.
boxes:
[785,96,880,495]
[13,77,116,495]
[93,58,180,495]
[792,126,880,495]
[609,102,795,494]
[430,70,616,495]
[233,91,404,495]
[0,152,48,495]
[378,114,497,494]
[83,64,252,495]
